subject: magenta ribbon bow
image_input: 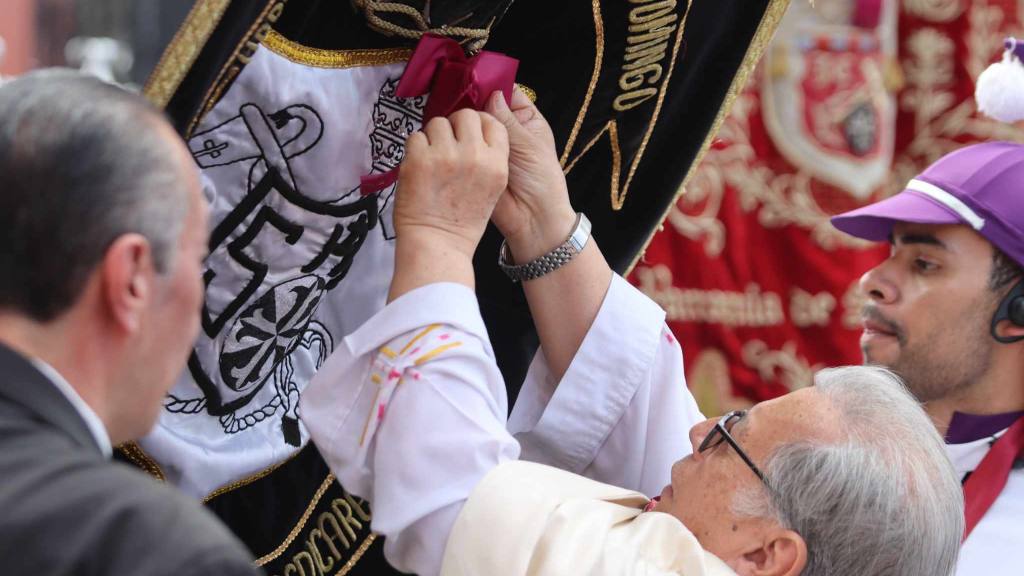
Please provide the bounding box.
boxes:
[360,34,519,195]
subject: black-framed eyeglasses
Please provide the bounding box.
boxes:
[698,410,770,487]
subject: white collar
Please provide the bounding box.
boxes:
[945,430,1007,478]
[30,358,113,458]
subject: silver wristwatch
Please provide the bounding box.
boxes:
[498,213,592,282]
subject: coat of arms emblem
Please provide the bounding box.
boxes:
[762,0,899,199]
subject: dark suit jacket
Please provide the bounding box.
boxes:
[0,344,261,576]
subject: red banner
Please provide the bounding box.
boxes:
[630,0,1024,413]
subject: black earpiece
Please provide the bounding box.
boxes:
[991,279,1024,343]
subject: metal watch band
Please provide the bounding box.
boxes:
[498,213,592,282]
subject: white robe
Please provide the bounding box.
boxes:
[443,461,733,576]
[947,434,1024,575]
[301,275,714,575]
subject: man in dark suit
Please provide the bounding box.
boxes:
[0,70,259,575]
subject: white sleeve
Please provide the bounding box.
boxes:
[301,283,520,576]
[508,274,704,497]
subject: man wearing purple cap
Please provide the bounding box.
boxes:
[832,141,1024,574]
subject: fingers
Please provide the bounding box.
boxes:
[479,111,509,152]
[450,108,483,144]
[509,86,534,114]
[426,109,507,152]
[485,89,521,130]
[402,130,429,168]
[422,115,455,147]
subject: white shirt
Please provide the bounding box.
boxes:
[301,274,704,575]
[31,358,113,458]
[947,434,1024,575]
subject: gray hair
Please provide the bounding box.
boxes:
[0,69,189,321]
[732,366,964,576]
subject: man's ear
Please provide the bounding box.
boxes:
[100,233,154,334]
[993,318,1024,341]
[733,529,807,576]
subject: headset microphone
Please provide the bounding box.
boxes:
[991,279,1024,343]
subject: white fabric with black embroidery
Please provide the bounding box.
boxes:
[141,43,425,497]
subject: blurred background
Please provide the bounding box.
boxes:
[0,0,190,85]
[2,0,1023,414]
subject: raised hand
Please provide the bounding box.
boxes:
[389,109,510,300]
[485,88,577,263]
[485,88,613,382]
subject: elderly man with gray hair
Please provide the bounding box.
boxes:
[0,70,259,575]
[302,89,965,575]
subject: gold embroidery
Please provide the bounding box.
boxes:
[515,83,537,103]
[265,494,376,575]
[116,441,166,481]
[144,0,233,109]
[559,0,606,167]
[187,1,286,137]
[352,0,495,53]
[659,86,874,258]
[334,534,377,576]
[203,448,303,503]
[240,2,287,67]
[901,28,956,150]
[634,264,785,327]
[662,149,727,257]
[260,31,535,102]
[255,474,337,565]
[380,347,398,359]
[966,4,1011,88]
[562,120,614,174]
[262,30,412,69]
[615,0,692,210]
[888,9,1024,201]
[742,340,818,392]
[790,288,837,328]
[903,0,964,23]
[626,0,791,274]
[563,0,693,211]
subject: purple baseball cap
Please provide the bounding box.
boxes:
[831,141,1024,267]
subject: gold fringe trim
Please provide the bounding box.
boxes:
[116,441,166,481]
[261,30,537,104]
[254,473,337,565]
[262,29,413,69]
[144,0,232,109]
[626,0,792,274]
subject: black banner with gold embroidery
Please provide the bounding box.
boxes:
[119,1,788,575]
